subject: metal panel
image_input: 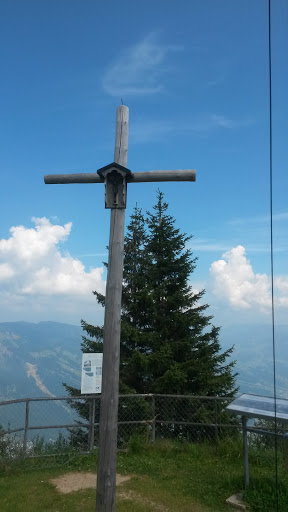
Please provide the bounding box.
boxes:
[227,393,288,423]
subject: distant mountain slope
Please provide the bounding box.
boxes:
[0,321,83,435]
[0,320,287,436]
[220,323,288,398]
[0,321,83,402]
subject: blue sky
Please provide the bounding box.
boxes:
[0,0,287,329]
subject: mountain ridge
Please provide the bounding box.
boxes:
[0,320,287,402]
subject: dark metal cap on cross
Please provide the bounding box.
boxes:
[44,105,196,512]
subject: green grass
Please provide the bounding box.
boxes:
[0,437,286,511]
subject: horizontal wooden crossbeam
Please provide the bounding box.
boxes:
[44,169,196,185]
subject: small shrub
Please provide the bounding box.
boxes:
[31,432,70,455]
[128,433,148,454]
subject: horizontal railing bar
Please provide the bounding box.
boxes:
[28,423,90,430]
[0,393,154,406]
[153,394,234,400]
[118,420,153,425]
[0,396,94,405]
[0,427,26,435]
[1,419,155,435]
[119,394,154,398]
[247,427,288,437]
[27,450,92,459]
[155,421,241,428]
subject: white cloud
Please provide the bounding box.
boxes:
[209,245,288,311]
[275,277,288,307]
[210,245,271,309]
[0,218,106,324]
[276,277,288,294]
[0,263,15,281]
[102,33,180,96]
[0,217,71,264]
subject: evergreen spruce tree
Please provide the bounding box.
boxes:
[64,190,238,443]
[120,191,237,398]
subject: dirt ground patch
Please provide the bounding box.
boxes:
[50,472,131,494]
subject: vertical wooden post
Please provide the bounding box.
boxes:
[96,106,129,512]
[242,416,249,488]
[23,400,30,457]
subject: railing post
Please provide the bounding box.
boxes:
[23,400,30,457]
[215,399,219,443]
[282,423,288,470]
[242,416,249,488]
[151,395,156,442]
[88,397,96,452]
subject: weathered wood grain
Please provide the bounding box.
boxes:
[44,169,195,185]
[96,106,129,512]
[44,173,102,184]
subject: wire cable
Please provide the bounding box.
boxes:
[268,0,279,510]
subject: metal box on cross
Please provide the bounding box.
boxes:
[97,162,132,209]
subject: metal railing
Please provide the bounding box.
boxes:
[4,393,287,461]
[2,393,288,487]
[0,394,238,459]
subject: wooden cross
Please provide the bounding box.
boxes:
[44,105,196,512]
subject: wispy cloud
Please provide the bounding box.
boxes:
[210,115,234,128]
[130,114,252,144]
[191,238,286,254]
[130,119,175,144]
[102,33,181,97]
[192,114,242,131]
[229,212,288,226]
[191,239,231,252]
[205,77,225,88]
